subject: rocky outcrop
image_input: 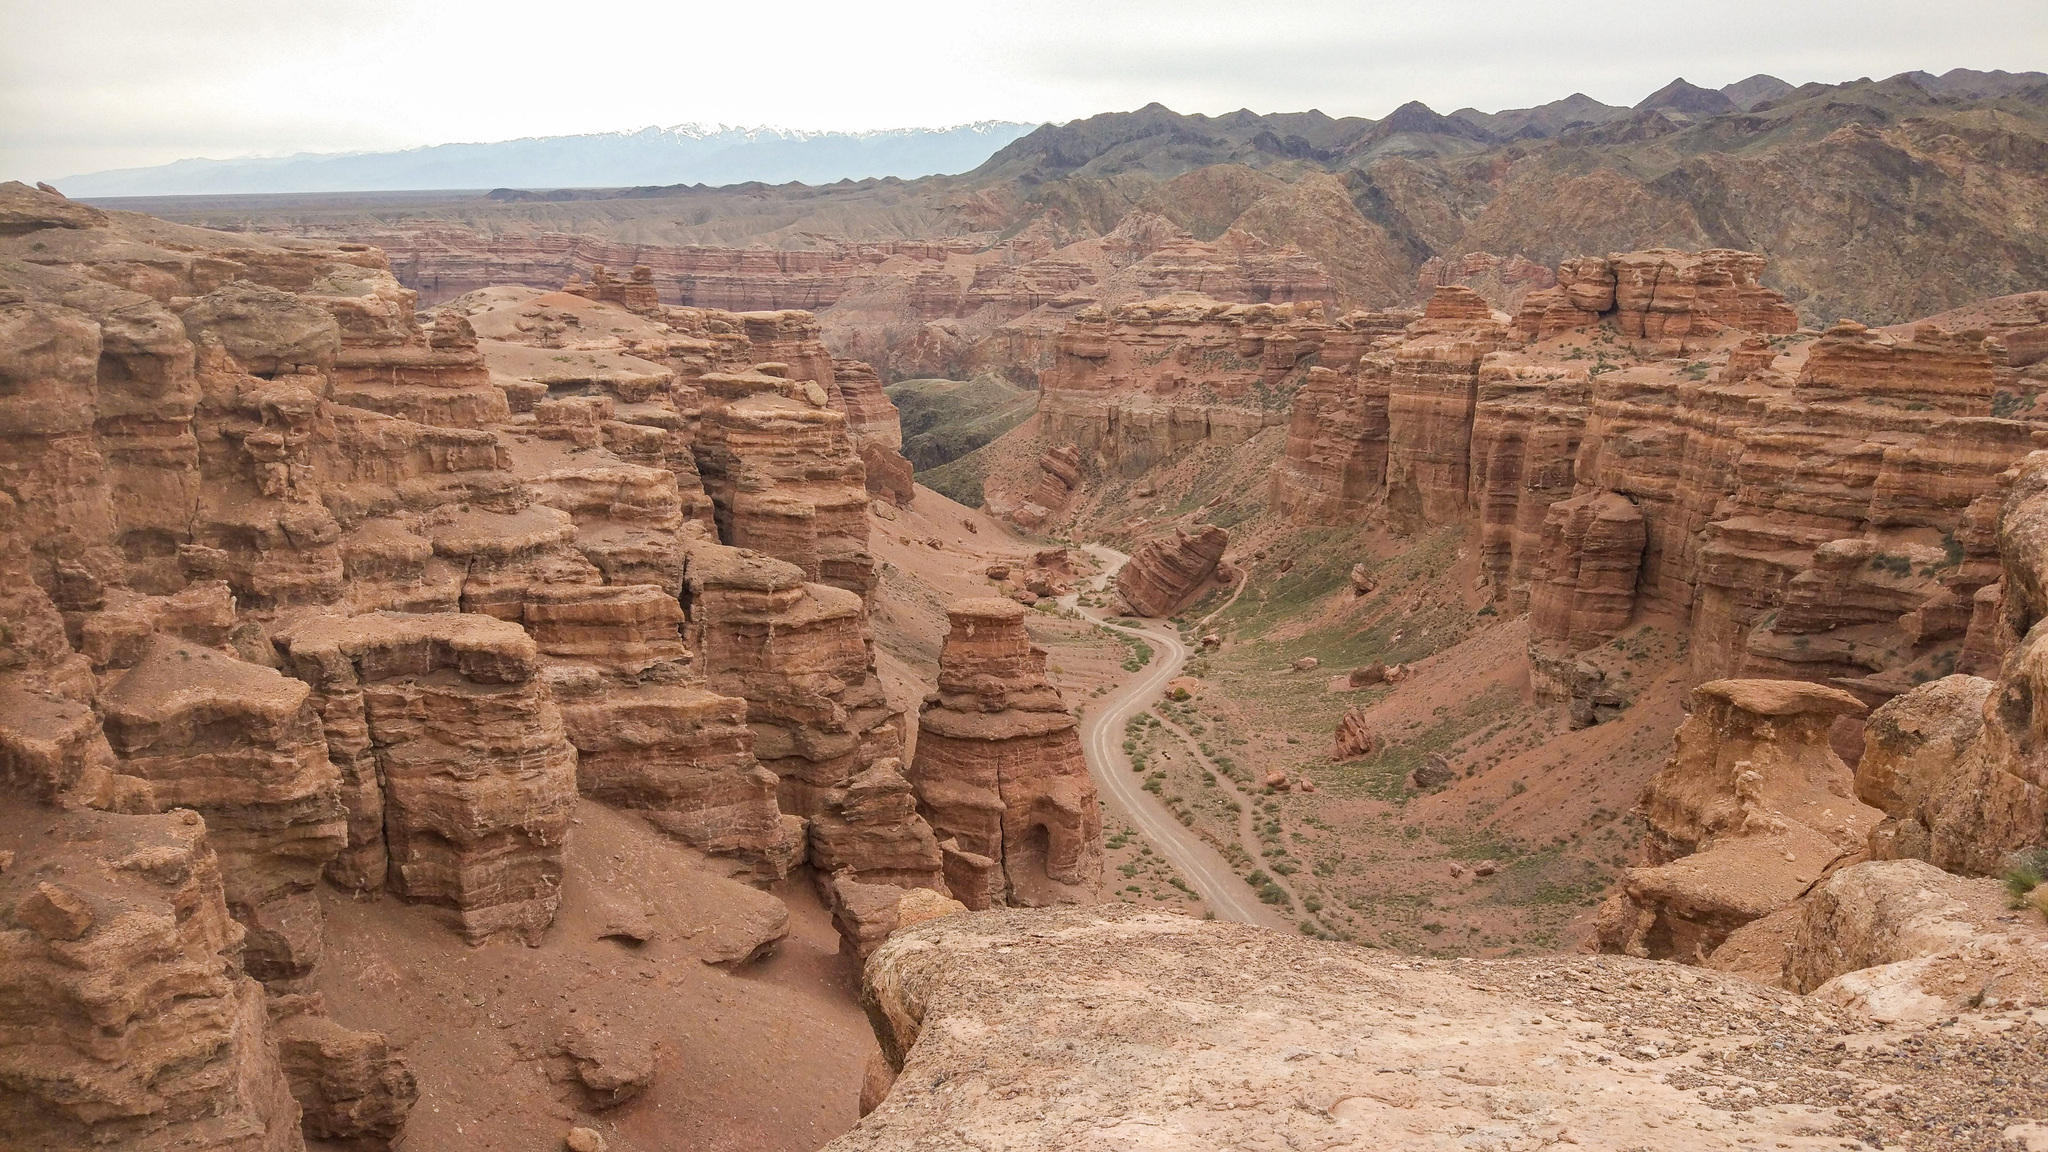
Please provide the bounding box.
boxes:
[99,638,346,983]
[830,905,1974,1151]
[1596,679,1881,963]
[1024,295,1391,491]
[909,599,1101,909]
[1384,287,1515,524]
[1114,525,1228,617]
[680,541,909,845]
[1513,249,1798,342]
[827,358,915,506]
[562,264,660,315]
[1264,243,2044,722]
[694,367,876,599]
[1331,706,1383,760]
[1847,450,2048,874]
[268,994,417,1146]
[0,799,306,1151]
[1525,490,1646,685]
[1269,363,1392,523]
[275,612,577,945]
[1777,858,2048,1022]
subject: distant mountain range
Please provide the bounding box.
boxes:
[59,122,1041,197]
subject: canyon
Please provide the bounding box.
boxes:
[104,70,2048,391]
[5,66,2048,1151]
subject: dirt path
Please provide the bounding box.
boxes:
[1142,711,1307,913]
[1064,547,1291,930]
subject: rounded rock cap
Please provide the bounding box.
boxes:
[948,596,1028,623]
[1694,678,1867,718]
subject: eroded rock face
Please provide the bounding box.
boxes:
[1263,244,2044,723]
[100,637,345,982]
[909,599,1101,909]
[1115,525,1228,618]
[1848,450,2048,874]
[831,906,1928,1151]
[680,540,911,865]
[1596,679,1881,963]
[1782,859,2048,1022]
[694,368,876,599]
[1008,294,1399,516]
[1513,249,1799,342]
[275,612,576,945]
[0,799,305,1151]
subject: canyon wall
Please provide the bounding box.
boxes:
[1261,247,2048,721]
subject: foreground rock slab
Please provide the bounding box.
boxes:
[830,906,2044,1151]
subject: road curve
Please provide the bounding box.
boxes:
[1067,549,1290,930]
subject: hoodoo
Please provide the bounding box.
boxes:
[910,598,1103,908]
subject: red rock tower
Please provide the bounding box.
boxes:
[909,598,1102,908]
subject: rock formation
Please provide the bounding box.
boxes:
[1513,249,1798,343]
[275,612,577,945]
[1778,858,2048,1022]
[1596,679,1880,963]
[1849,449,2048,874]
[694,366,877,599]
[1331,705,1383,759]
[1261,245,2048,723]
[828,905,2023,1150]
[99,637,346,981]
[681,542,906,828]
[1005,294,1406,519]
[826,356,916,507]
[909,599,1101,909]
[0,799,306,1151]
[1115,525,1228,617]
[0,183,946,1147]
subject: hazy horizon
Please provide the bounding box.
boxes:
[6,0,2047,185]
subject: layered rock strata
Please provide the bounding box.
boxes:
[1849,450,2048,874]
[694,366,877,599]
[909,599,1102,909]
[680,541,911,845]
[99,637,346,982]
[275,612,577,944]
[1265,245,2046,720]
[0,799,306,1151]
[0,180,952,1148]
[1016,295,1404,506]
[1115,525,1228,618]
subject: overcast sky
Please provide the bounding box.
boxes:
[4,0,2045,183]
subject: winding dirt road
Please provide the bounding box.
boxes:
[1065,547,1290,930]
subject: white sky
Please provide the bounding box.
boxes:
[4,0,2045,183]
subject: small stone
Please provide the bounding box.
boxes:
[18,881,94,941]
[566,1127,607,1152]
[1473,860,1499,877]
[1292,656,1320,672]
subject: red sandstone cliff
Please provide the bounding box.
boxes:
[0,182,948,1149]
